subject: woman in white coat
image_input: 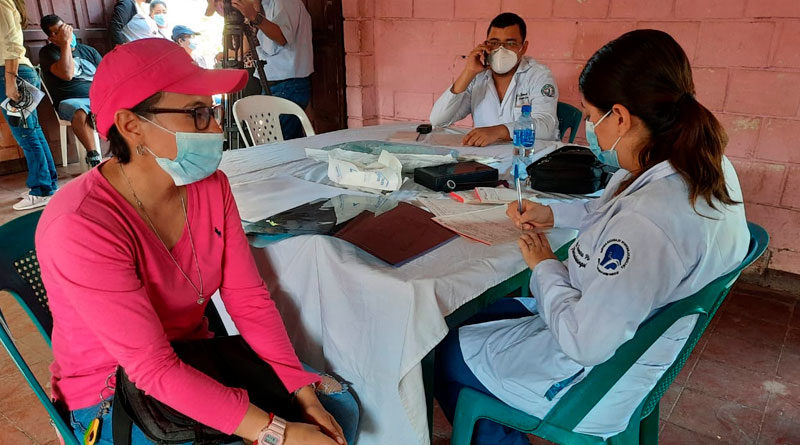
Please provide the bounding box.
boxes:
[434,29,750,444]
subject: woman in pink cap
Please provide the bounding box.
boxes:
[35,38,358,445]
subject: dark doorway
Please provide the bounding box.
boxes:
[303,0,347,134]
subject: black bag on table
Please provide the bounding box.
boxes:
[526,145,618,194]
[112,335,299,445]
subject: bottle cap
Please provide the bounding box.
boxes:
[521,105,531,114]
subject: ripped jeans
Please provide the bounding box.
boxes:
[70,365,360,445]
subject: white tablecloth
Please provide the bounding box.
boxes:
[216,124,577,445]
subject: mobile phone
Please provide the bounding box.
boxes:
[482,50,489,68]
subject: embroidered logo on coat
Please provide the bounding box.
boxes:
[541,84,556,98]
[596,239,630,276]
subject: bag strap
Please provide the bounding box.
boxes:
[112,394,133,445]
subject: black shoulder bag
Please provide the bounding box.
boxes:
[526,145,618,194]
[112,335,300,445]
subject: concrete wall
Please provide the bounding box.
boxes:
[343,0,800,277]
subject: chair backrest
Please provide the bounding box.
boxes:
[33,65,69,126]
[556,101,582,144]
[542,222,769,431]
[0,210,53,341]
[232,95,316,147]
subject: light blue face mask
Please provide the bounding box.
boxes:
[153,13,167,27]
[70,33,77,49]
[585,109,621,168]
[188,41,197,50]
[138,116,224,186]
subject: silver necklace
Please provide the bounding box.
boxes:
[118,162,206,305]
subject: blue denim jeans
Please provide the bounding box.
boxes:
[0,65,58,197]
[434,298,534,445]
[265,76,311,140]
[70,365,360,444]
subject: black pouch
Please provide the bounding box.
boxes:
[526,146,618,194]
[112,335,298,445]
[414,161,499,192]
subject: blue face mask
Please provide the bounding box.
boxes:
[188,41,197,50]
[584,109,621,168]
[70,33,77,49]
[153,13,167,27]
[138,116,223,186]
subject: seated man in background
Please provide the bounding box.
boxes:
[172,25,212,68]
[430,12,559,147]
[39,14,102,167]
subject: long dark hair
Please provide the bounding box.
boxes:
[12,0,28,28]
[579,29,737,210]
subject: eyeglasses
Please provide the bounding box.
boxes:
[484,40,521,50]
[141,105,223,131]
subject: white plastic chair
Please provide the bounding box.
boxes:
[232,95,315,147]
[35,66,100,169]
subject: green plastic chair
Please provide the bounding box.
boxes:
[0,210,80,445]
[451,222,769,445]
[557,101,583,143]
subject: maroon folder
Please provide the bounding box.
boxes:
[334,202,457,265]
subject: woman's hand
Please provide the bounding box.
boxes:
[231,0,258,22]
[518,232,557,270]
[285,421,339,445]
[295,385,346,444]
[507,200,554,230]
[5,78,20,103]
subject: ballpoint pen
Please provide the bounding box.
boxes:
[514,164,523,214]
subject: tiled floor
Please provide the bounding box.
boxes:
[1,167,799,444]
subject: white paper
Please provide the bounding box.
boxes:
[327,149,404,191]
[308,146,456,173]
[433,205,537,245]
[416,197,492,217]
[475,187,536,204]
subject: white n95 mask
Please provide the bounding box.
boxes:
[489,47,519,74]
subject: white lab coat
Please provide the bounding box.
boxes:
[429,56,559,141]
[459,157,749,437]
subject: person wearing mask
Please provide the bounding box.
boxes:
[36,38,359,445]
[172,25,211,69]
[39,14,103,167]
[149,0,169,38]
[109,0,162,45]
[434,29,749,444]
[1,0,59,210]
[231,0,313,140]
[430,12,559,147]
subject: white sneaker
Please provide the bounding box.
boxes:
[12,194,51,211]
[18,190,30,199]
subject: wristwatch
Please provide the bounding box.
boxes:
[251,13,264,26]
[255,414,286,445]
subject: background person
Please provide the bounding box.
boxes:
[172,25,212,68]
[1,0,59,210]
[434,29,749,444]
[430,12,559,147]
[149,0,169,37]
[36,38,358,445]
[39,14,103,167]
[232,0,313,140]
[110,0,163,45]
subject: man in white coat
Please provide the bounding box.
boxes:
[430,12,559,146]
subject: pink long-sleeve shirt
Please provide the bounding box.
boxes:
[35,165,319,434]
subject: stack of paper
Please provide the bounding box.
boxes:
[433,205,542,246]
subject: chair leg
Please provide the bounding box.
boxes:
[59,125,68,167]
[74,133,88,172]
[639,404,659,445]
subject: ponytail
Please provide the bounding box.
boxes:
[12,0,28,28]
[639,93,737,211]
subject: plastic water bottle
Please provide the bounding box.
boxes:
[512,105,535,179]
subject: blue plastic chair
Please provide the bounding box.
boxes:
[557,101,583,143]
[451,222,769,445]
[0,210,80,445]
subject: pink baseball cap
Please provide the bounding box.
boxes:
[90,38,248,139]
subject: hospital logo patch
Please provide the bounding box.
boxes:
[541,84,556,98]
[596,239,630,276]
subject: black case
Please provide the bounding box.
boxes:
[414,161,499,192]
[526,146,618,194]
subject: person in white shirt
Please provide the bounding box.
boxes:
[110,0,164,44]
[149,0,170,38]
[172,25,211,69]
[433,29,749,444]
[232,0,313,140]
[430,13,559,147]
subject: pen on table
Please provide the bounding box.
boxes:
[514,164,523,214]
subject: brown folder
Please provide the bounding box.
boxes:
[333,202,457,265]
